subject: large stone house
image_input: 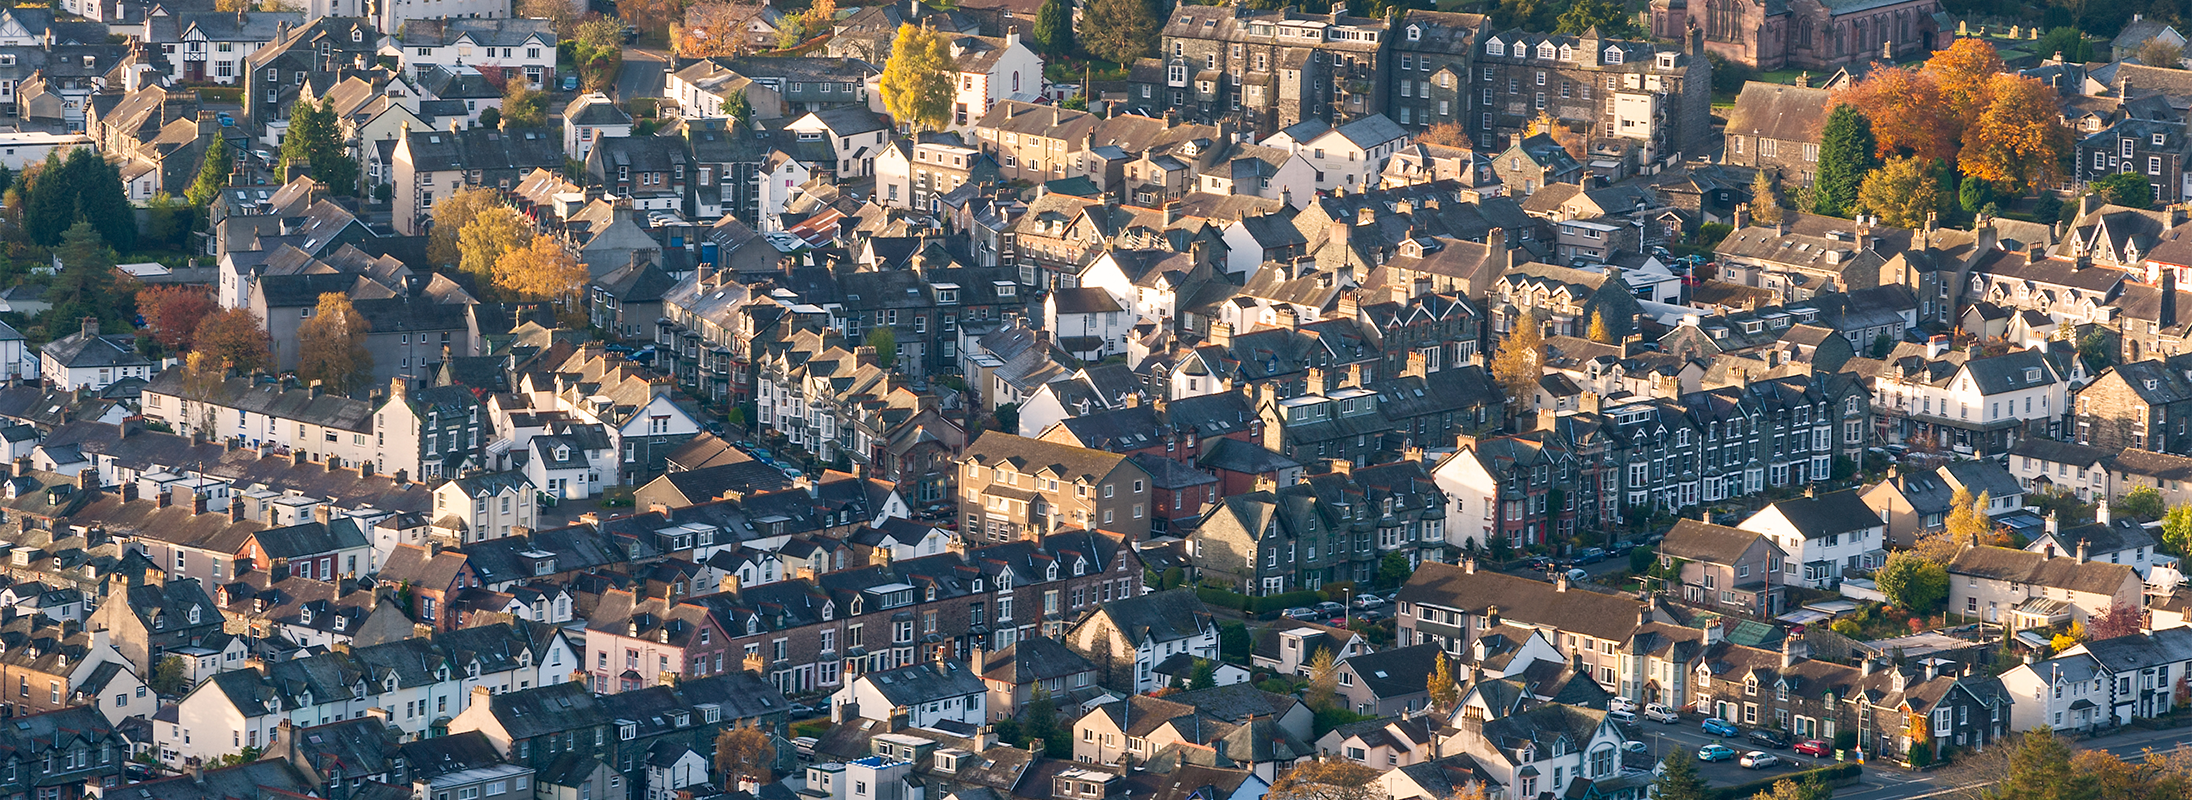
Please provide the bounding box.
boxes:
[1650,0,1944,70]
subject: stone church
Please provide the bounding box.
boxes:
[1650,0,1945,70]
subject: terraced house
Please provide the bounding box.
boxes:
[1397,559,1651,696]
[1191,460,1447,594]
[956,433,1155,544]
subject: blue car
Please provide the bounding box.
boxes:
[561,74,580,91]
[1701,718,1741,737]
[1698,744,1738,762]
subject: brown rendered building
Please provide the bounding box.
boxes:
[958,432,1155,543]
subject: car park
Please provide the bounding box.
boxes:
[1793,740,1831,757]
[1746,729,1791,749]
[1698,744,1737,762]
[1739,751,1780,769]
[1701,718,1741,737]
[1643,704,1680,723]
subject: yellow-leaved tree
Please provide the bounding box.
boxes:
[494,236,592,325]
[879,25,953,132]
[458,207,534,293]
[297,292,373,395]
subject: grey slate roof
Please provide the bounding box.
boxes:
[1756,488,1883,539]
[859,660,984,706]
[1094,587,1212,645]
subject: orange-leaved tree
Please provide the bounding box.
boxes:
[1959,72,2073,190]
[1920,38,2008,136]
[1835,65,1954,161]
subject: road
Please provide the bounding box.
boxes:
[1629,718,2192,800]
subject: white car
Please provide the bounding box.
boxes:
[1740,751,1781,769]
[1643,703,1681,723]
[1607,696,1638,713]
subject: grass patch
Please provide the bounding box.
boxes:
[792,719,830,739]
[1312,706,1376,738]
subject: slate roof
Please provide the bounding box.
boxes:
[980,636,1096,685]
[1947,545,2139,596]
[1660,519,1772,565]
[40,327,149,370]
[1754,488,1883,539]
[858,659,985,706]
[1338,643,1447,700]
[1397,561,1643,642]
[1724,81,1830,144]
[1092,587,1211,645]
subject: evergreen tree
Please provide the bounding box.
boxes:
[1982,731,2096,800]
[1080,0,1156,65]
[1653,749,1709,800]
[48,222,122,330]
[1748,169,1783,225]
[186,138,233,208]
[278,98,359,195]
[21,151,70,246]
[1553,0,1635,37]
[1032,0,1074,57]
[1814,104,1877,217]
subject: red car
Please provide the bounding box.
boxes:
[1793,739,1831,757]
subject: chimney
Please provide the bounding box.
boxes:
[157,491,173,509]
[1210,321,1234,348]
[2098,500,2112,525]
[1554,573,1570,592]
[191,493,208,516]
[1462,555,1477,574]
[77,467,95,493]
[80,317,98,339]
[1922,659,1939,682]
[855,346,879,368]
[229,497,245,522]
[1486,604,1501,627]
[1733,203,1750,231]
[120,482,138,503]
[2075,538,2089,563]
[2046,511,2059,534]
[1164,201,1181,226]
[2166,270,2180,330]
[1926,335,1949,359]
[1861,657,1879,677]
[1703,618,1723,645]
[1780,636,1808,668]
[1337,290,1360,319]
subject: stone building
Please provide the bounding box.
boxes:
[1650,0,1944,70]
[1471,29,1715,165]
[1723,80,1829,184]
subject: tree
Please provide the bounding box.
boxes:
[478,106,504,130]
[2091,172,2153,209]
[713,725,775,789]
[1582,310,1613,343]
[296,292,372,394]
[1267,760,1381,800]
[1856,155,1942,228]
[2164,503,2192,556]
[1305,647,1338,710]
[1939,486,1991,552]
[1377,552,1412,587]
[1553,0,1635,37]
[618,0,684,36]
[2086,603,2141,641]
[1876,552,1949,614]
[1981,731,2096,800]
[1753,777,1832,800]
[676,2,763,57]
[1426,652,1459,712]
[277,97,358,195]
[1836,66,1953,161]
[138,285,216,353]
[428,188,504,268]
[457,207,533,288]
[1960,176,1995,214]
[503,78,547,128]
[723,89,753,129]
[1185,658,1216,691]
[25,148,135,250]
[193,309,272,374]
[2051,619,2086,653]
[879,25,953,132]
[144,193,192,251]
[2116,485,2166,520]
[49,222,123,330]
[1032,0,1074,56]
[1024,687,1069,757]
[1653,749,1710,800]
[1080,0,1156,65]
[179,350,228,438]
[1490,318,1544,412]
[493,235,589,320]
[1419,123,1470,147]
[1814,104,1878,217]
[2034,27,2093,63]
[1924,38,2008,136]
[517,0,579,37]
[186,137,233,208]
[2138,37,2184,68]
[572,18,625,91]
[1960,74,2073,192]
[865,327,898,368]
[1749,169,1783,225]
[149,656,189,696]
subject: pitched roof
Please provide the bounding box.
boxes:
[1396,561,1643,642]
[1091,587,1212,645]
[1947,545,2139,596]
[1751,488,1883,538]
[1725,81,1830,144]
[1660,518,1773,565]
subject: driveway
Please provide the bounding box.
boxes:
[616,48,669,103]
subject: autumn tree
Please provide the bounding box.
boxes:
[1924,38,2008,136]
[1752,777,1832,800]
[677,1,764,57]
[1426,652,1459,711]
[179,350,227,439]
[493,236,589,323]
[1748,169,1783,225]
[572,18,625,91]
[296,293,373,394]
[1587,310,1613,343]
[459,207,533,290]
[1938,486,1991,551]
[1032,0,1073,56]
[1419,123,1470,147]
[879,25,953,132]
[138,285,216,353]
[2086,603,2141,641]
[193,309,272,374]
[1080,0,1157,65]
[503,77,547,128]
[428,188,505,268]
[713,724,775,789]
[1268,760,1381,800]
[1960,73,2073,192]
[619,0,685,36]
[1835,65,1953,160]
[1814,104,1877,217]
[1981,731,2096,800]
[1856,155,1941,229]
[1305,646,1339,710]
[2138,37,2184,68]
[517,0,579,37]
[1490,316,1544,412]
[186,138,233,208]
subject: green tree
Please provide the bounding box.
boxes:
[1876,552,1949,614]
[1185,658,1216,691]
[1856,155,1942,229]
[865,326,898,369]
[1080,0,1156,65]
[2091,172,2153,209]
[1218,621,1251,663]
[2116,485,2166,520]
[2138,38,2184,69]
[149,656,189,696]
[503,78,547,128]
[2034,27,2092,63]
[186,137,233,208]
[1024,687,1070,757]
[49,221,123,330]
[1960,176,1995,214]
[1032,0,1074,56]
[143,193,192,251]
[2163,504,2192,556]
[1553,0,1636,37]
[1654,749,1710,800]
[878,25,953,132]
[723,90,753,130]
[1377,552,1412,588]
[277,97,358,195]
[25,148,134,250]
[1814,104,1877,217]
[1981,731,2096,800]
[478,106,503,130]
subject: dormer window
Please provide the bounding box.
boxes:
[1407,25,1420,40]
[1604,46,1623,64]
[1486,38,1504,56]
[1535,42,1555,59]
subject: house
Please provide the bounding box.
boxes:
[1063,588,1216,694]
[1261,115,1412,193]
[957,432,1155,543]
[376,544,478,632]
[1946,544,2143,629]
[2026,508,2161,577]
[2073,358,2192,455]
[383,17,550,77]
[1657,518,1787,618]
[1722,82,1829,184]
[1440,704,1629,800]
[1068,685,1313,777]
[391,125,565,236]
[1251,620,1362,678]
[1395,559,1652,699]
[2114,14,2185,60]
[430,472,538,544]
[88,578,222,678]
[975,637,1100,720]
[581,589,728,694]
[784,108,892,178]
[40,318,151,392]
[1860,465,1960,549]
[0,707,126,800]
[1737,488,1886,590]
[1874,340,2070,457]
[830,659,987,729]
[1315,716,1436,770]
[563,94,631,161]
[165,650,368,765]
[1331,644,1457,718]
[2001,626,2192,732]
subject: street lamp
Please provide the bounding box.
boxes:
[1343,587,1352,626]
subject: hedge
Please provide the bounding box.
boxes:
[1705,762,1863,800]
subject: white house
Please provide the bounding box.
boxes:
[1428,445,1507,554]
[944,33,1043,130]
[1874,341,2068,456]
[756,154,813,233]
[1063,588,1219,696]
[1737,487,1887,589]
[784,108,892,178]
[1999,626,2192,732]
[383,18,550,80]
[1043,288,1131,362]
[40,318,153,392]
[562,94,631,161]
[1261,114,1412,193]
[829,659,987,730]
[523,426,614,500]
[1440,704,1630,800]
[644,746,711,800]
[429,472,538,543]
[0,131,89,170]
[164,651,371,766]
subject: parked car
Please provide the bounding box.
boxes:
[1622,741,1649,754]
[787,703,818,718]
[1576,547,1608,564]
[1564,567,1589,583]
[1607,696,1637,713]
[1747,729,1792,749]
[561,74,580,91]
[1793,740,1831,758]
[1739,752,1780,769]
[1701,718,1741,737]
[1643,704,1680,724]
[1354,608,1390,623]
[1607,709,1637,725]
[1314,601,1346,616]
[1698,744,1738,762]
[1351,595,1387,609]
[793,737,818,760]
[1283,607,1319,621]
